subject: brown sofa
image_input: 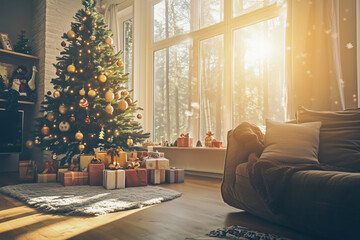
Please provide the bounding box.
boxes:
[221,108,360,239]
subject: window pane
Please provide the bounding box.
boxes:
[154,40,194,143]
[232,16,286,127]
[123,18,133,89]
[200,35,225,142]
[153,0,191,42]
[200,0,224,29]
[233,0,276,17]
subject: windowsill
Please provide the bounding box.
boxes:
[153,146,226,151]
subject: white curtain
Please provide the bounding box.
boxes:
[104,4,121,53]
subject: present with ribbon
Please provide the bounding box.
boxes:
[57,168,68,182]
[105,147,127,168]
[103,169,125,190]
[80,154,95,171]
[148,150,165,158]
[60,171,88,186]
[19,160,36,181]
[95,151,107,165]
[165,168,184,183]
[89,163,104,186]
[177,133,193,147]
[125,168,147,187]
[41,160,58,173]
[144,157,169,170]
[147,169,166,185]
[37,173,57,183]
[136,151,148,160]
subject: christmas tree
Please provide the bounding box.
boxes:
[14,30,32,54]
[33,0,149,164]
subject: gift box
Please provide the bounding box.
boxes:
[148,151,165,158]
[147,169,166,185]
[80,155,95,171]
[137,151,148,160]
[95,151,107,166]
[127,152,138,161]
[103,170,125,190]
[37,173,57,183]
[145,157,170,170]
[177,133,193,147]
[211,140,223,148]
[41,160,58,173]
[125,168,147,187]
[165,168,184,183]
[57,168,68,182]
[60,171,88,186]
[19,160,36,181]
[88,163,104,186]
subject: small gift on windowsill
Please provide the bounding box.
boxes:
[177,133,193,147]
[211,139,223,148]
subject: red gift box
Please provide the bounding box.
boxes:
[125,168,147,187]
[211,140,223,148]
[89,163,104,186]
[137,151,148,160]
[60,171,88,186]
[177,133,193,147]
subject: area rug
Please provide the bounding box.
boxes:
[187,225,291,240]
[0,183,181,216]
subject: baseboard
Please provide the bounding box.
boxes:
[185,170,223,179]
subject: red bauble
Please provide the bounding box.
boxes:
[84,117,91,124]
[79,25,84,31]
[61,41,66,47]
[69,115,75,122]
[56,69,62,76]
[87,62,92,69]
[126,98,132,105]
[79,98,89,108]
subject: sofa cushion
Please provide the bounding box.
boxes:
[260,119,322,164]
[297,106,360,170]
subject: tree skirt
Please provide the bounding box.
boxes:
[0,183,181,216]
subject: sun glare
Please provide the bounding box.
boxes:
[244,37,272,66]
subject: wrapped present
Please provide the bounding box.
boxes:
[145,157,169,170]
[57,168,68,182]
[80,154,95,171]
[160,169,165,183]
[41,160,58,173]
[19,160,36,181]
[125,168,147,187]
[211,140,223,148]
[60,171,88,186]
[106,148,127,168]
[148,151,165,158]
[165,168,184,183]
[147,169,165,184]
[95,151,107,167]
[103,169,125,189]
[177,133,193,147]
[88,163,104,186]
[137,151,148,160]
[37,173,57,183]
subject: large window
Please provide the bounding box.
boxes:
[152,0,286,144]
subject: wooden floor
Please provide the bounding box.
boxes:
[0,172,316,240]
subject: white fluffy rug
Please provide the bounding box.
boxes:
[0,183,181,216]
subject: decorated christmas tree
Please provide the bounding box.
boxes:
[33,0,149,164]
[14,30,32,54]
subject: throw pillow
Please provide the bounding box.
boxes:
[297,106,360,170]
[260,119,322,164]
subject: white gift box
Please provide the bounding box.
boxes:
[103,169,125,190]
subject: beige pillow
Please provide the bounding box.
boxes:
[260,119,322,164]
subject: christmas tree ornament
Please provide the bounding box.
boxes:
[98,74,107,83]
[104,72,109,77]
[85,9,91,15]
[61,41,66,47]
[105,37,113,45]
[69,114,75,122]
[105,104,114,114]
[107,137,113,143]
[87,62,92,69]
[90,35,96,41]
[118,99,128,111]
[59,121,70,132]
[59,104,67,114]
[67,64,76,73]
[88,89,96,98]
[67,30,76,39]
[115,92,121,100]
[79,98,89,108]
[137,113,142,119]
[82,16,87,21]
[117,60,123,67]
[56,69,62,76]
[79,25,84,31]
[79,88,86,96]
[121,90,128,97]
[47,91,52,95]
[41,125,50,135]
[105,91,114,102]
[127,136,133,146]
[25,140,34,149]
[53,90,61,99]
[75,131,83,141]
[78,144,85,152]
[126,98,132,105]
[84,116,91,124]
[46,112,55,122]
[99,126,105,140]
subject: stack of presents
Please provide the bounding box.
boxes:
[18,149,184,189]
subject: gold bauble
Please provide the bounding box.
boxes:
[98,74,107,83]
[67,64,76,73]
[118,99,128,111]
[121,90,128,97]
[105,37,113,45]
[78,144,85,152]
[41,125,50,136]
[137,113,142,119]
[75,131,84,141]
[46,112,55,122]
[88,89,96,98]
[59,104,67,114]
[53,90,61,99]
[104,72,109,77]
[90,35,96,41]
[105,104,114,114]
[117,60,123,67]
[127,136,133,146]
[115,92,120,100]
[25,140,34,149]
[67,30,76,39]
[105,91,114,102]
[79,88,86,96]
